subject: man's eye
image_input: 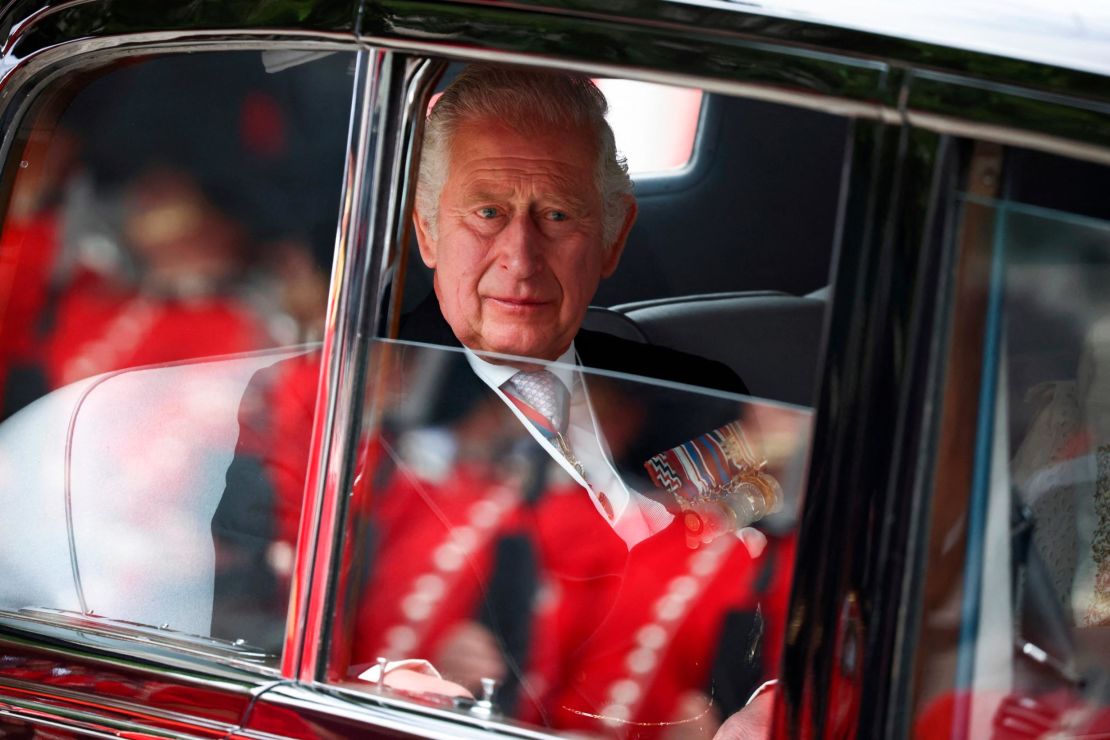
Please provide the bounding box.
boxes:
[547,210,568,222]
[477,207,499,219]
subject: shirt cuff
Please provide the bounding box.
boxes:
[358,658,442,683]
[745,678,779,706]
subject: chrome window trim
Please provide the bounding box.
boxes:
[375,57,445,343]
[1,0,356,43]
[0,609,279,675]
[0,625,277,689]
[297,52,443,683]
[0,623,279,732]
[0,707,122,738]
[913,68,1110,116]
[903,111,1110,167]
[1,33,355,95]
[250,682,563,740]
[286,45,384,681]
[352,35,890,121]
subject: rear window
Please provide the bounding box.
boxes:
[595,78,703,175]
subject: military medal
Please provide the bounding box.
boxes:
[644,420,782,545]
[554,431,588,480]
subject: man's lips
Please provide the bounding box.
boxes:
[485,296,552,309]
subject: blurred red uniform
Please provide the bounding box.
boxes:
[0,210,60,405]
[520,481,795,737]
[41,268,266,389]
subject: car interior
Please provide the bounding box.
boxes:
[399,64,849,408]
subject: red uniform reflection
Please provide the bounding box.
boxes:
[42,168,266,389]
[217,344,795,736]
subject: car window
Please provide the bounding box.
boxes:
[594,78,703,176]
[310,61,851,737]
[0,49,355,668]
[912,148,1110,736]
[328,339,811,735]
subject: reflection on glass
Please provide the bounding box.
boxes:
[0,49,353,667]
[916,195,1110,737]
[0,346,309,649]
[333,339,811,737]
[0,51,350,421]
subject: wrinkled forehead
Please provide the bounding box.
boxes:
[446,113,600,169]
[443,117,601,196]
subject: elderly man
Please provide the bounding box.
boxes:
[397,65,760,545]
[411,65,634,363]
[214,64,783,738]
[403,65,743,386]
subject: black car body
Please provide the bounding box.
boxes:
[1,1,1109,737]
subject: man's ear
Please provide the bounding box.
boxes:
[601,196,637,278]
[413,208,438,269]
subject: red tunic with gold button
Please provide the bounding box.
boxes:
[520,483,795,738]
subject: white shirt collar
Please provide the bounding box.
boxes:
[463,343,577,393]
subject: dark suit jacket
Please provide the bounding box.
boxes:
[399,293,747,395]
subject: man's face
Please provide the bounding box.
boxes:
[415,117,635,360]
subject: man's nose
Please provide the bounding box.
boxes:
[496,213,544,278]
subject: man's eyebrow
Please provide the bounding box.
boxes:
[540,192,590,211]
[461,188,513,203]
[461,185,591,211]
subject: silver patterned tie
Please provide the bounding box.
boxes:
[503,369,570,437]
[504,369,589,486]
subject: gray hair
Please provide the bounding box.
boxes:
[415,64,634,246]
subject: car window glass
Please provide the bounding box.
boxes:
[0,50,355,668]
[328,339,810,735]
[913,154,1110,736]
[319,63,849,736]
